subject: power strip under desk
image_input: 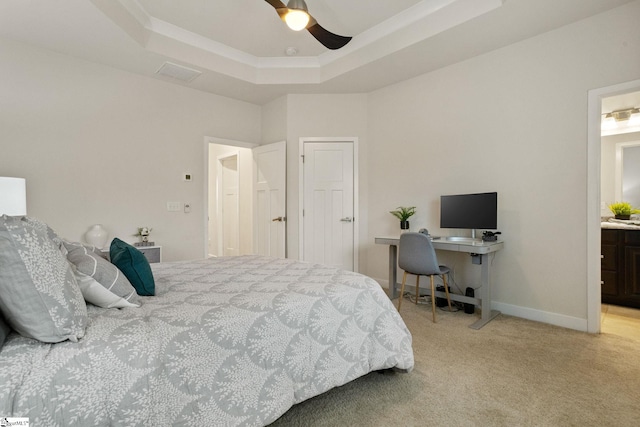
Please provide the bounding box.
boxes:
[399,288,480,306]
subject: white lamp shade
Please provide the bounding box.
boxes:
[0,177,27,216]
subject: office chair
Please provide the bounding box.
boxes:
[397,232,452,323]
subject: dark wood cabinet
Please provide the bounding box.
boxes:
[601,229,640,308]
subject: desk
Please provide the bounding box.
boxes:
[375,236,503,329]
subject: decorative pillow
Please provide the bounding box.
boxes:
[64,240,140,307]
[23,215,64,249]
[110,238,155,296]
[0,215,87,343]
[72,268,140,309]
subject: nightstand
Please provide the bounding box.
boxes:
[137,245,162,263]
[100,245,162,263]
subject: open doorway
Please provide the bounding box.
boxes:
[587,79,640,334]
[204,137,287,259]
[206,138,255,257]
[599,89,640,339]
[218,153,239,256]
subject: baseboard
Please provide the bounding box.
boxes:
[375,277,389,290]
[492,302,588,332]
[375,277,588,332]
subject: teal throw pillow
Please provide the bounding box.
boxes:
[109,238,155,296]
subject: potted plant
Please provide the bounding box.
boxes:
[390,206,416,230]
[608,202,640,220]
[134,226,153,244]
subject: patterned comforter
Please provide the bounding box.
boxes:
[0,256,414,426]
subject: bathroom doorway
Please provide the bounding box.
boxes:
[588,80,640,334]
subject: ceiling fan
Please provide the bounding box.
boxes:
[264,0,352,50]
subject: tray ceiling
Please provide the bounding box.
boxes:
[0,0,634,104]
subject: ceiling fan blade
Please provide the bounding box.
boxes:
[263,0,352,50]
[264,0,288,18]
[306,19,352,50]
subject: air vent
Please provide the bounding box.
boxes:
[155,62,202,82]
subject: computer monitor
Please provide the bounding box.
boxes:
[440,192,498,236]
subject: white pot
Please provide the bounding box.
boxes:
[85,224,109,249]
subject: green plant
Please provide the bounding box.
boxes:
[389,206,416,221]
[608,202,640,216]
[134,227,153,237]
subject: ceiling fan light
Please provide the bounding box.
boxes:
[285,9,309,31]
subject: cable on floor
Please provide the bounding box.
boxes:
[400,292,463,312]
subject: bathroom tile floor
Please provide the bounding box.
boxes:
[601,304,640,341]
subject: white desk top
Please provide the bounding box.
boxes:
[374,236,503,254]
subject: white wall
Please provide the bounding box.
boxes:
[365,1,640,327]
[261,96,288,145]
[0,37,261,261]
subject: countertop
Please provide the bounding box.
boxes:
[601,219,640,229]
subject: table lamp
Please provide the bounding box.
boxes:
[0,177,27,216]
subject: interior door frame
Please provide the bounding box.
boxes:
[204,136,258,258]
[298,137,359,272]
[587,78,640,333]
[217,151,240,257]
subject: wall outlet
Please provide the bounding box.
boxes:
[167,201,182,212]
[183,173,193,182]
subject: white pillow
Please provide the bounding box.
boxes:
[73,269,140,309]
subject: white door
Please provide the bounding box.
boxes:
[253,141,286,258]
[302,141,355,271]
[219,155,239,256]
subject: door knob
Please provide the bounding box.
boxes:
[340,217,353,222]
[272,216,285,222]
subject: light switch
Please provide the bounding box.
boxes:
[167,202,182,212]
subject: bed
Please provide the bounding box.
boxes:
[0,216,414,426]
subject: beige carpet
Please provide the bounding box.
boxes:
[270,301,640,426]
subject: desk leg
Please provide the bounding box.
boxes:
[388,244,398,300]
[469,253,501,329]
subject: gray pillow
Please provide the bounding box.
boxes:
[63,240,140,307]
[0,215,87,343]
[23,215,64,248]
[0,313,11,349]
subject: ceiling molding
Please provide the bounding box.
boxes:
[90,0,503,85]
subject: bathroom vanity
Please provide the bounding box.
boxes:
[601,227,640,308]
